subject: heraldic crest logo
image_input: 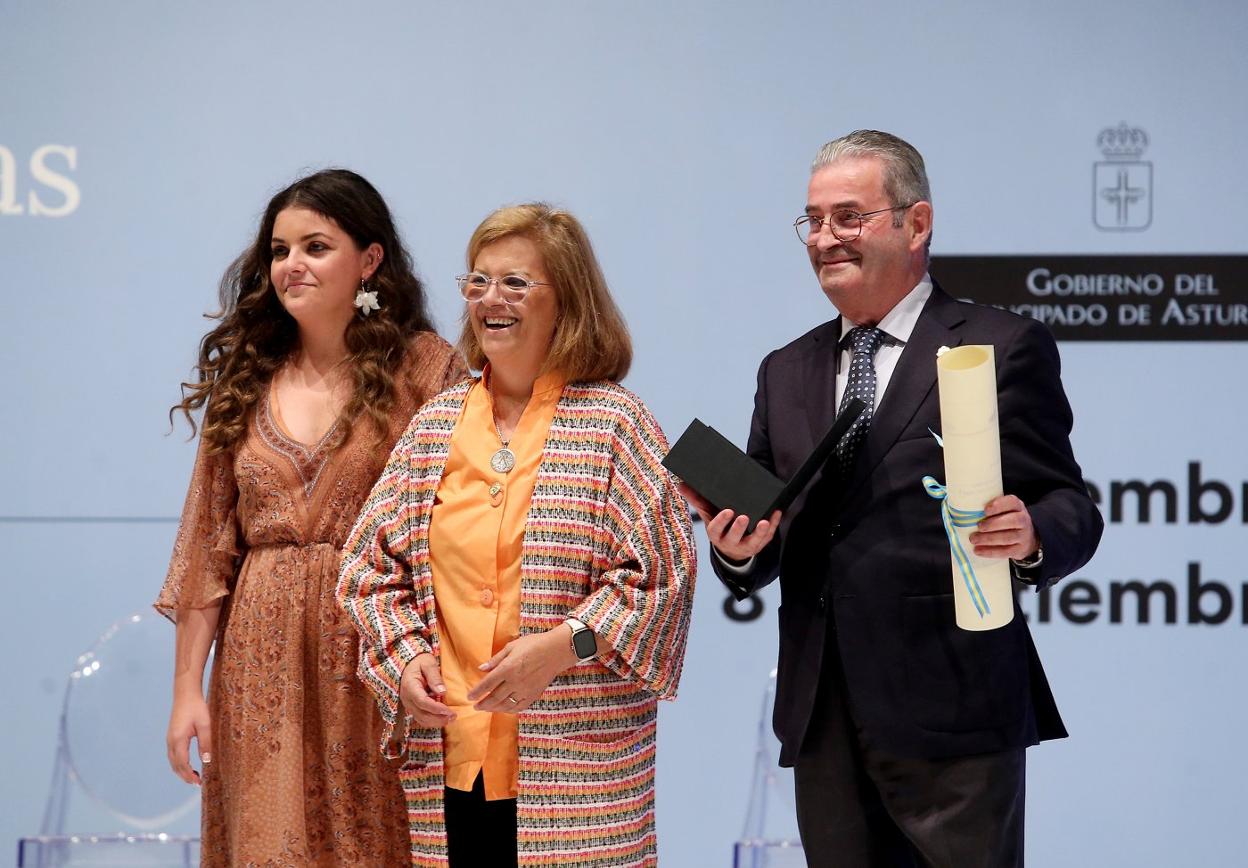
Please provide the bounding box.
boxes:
[1093,122,1152,231]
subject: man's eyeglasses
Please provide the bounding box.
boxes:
[793,204,914,245]
[456,272,550,303]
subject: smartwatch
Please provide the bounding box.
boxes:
[565,617,597,660]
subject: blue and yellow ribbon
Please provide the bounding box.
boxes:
[922,476,991,618]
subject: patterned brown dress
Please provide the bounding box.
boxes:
[156,332,466,867]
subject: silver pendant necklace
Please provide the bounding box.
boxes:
[489,384,518,474]
[491,418,516,474]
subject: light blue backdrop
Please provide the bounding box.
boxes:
[3,1,1245,865]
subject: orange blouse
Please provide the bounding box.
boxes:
[428,368,566,800]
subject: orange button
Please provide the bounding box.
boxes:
[479,588,494,606]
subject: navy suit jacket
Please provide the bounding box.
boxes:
[715,285,1103,765]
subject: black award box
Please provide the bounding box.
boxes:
[663,398,867,534]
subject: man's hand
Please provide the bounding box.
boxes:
[400,653,456,728]
[678,482,780,563]
[970,494,1039,560]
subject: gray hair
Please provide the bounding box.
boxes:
[811,130,931,229]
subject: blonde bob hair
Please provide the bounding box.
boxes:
[459,203,632,382]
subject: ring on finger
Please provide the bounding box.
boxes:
[507,695,519,706]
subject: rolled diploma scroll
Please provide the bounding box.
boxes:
[937,345,1014,631]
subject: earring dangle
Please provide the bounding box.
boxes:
[354,278,381,316]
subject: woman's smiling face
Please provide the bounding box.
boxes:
[468,234,560,372]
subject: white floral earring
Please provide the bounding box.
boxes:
[354,278,381,316]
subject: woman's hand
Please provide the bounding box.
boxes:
[166,690,213,785]
[400,652,456,728]
[168,603,220,785]
[468,626,579,713]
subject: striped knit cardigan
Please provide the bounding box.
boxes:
[338,379,696,867]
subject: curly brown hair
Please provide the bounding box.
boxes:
[172,169,436,453]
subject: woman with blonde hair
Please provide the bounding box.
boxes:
[340,203,695,867]
[158,169,466,865]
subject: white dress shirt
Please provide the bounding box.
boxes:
[834,276,933,412]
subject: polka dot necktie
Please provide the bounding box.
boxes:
[835,326,886,477]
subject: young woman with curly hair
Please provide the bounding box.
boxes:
[156,169,466,866]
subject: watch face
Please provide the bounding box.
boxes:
[572,628,597,659]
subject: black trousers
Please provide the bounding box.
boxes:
[793,637,1026,868]
[444,773,518,868]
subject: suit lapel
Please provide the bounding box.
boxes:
[804,317,843,445]
[845,286,966,495]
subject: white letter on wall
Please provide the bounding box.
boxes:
[0,146,23,215]
[29,145,80,217]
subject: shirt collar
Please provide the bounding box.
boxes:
[838,273,934,348]
[480,364,567,401]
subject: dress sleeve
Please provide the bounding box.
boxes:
[570,396,697,700]
[338,424,432,757]
[154,438,243,620]
[436,342,470,392]
[400,332,469,409]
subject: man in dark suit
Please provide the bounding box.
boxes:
[681,131,1103,868]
